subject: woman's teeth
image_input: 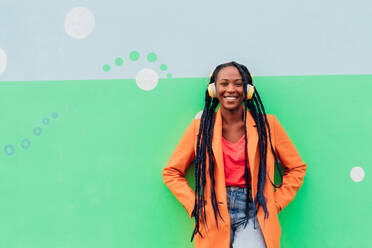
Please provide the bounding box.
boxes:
[224,96,237,100]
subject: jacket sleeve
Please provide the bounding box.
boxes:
[272,115,307,213]
[162,120,196,218]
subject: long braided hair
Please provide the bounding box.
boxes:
[191,61,283,241]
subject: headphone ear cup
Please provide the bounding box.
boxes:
[246,85,255,100]
[208,83,217,98]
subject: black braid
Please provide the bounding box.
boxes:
[253,89,284,188]
[191,61,283,241]
[191,91,221,241]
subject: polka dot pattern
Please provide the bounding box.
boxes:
[350,166,365,182]
[147,52,157,63]
[65,7,95,39]
[0,48,7,76]
[135,68,159,91]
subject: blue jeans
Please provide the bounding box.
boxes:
[227,186,266,248]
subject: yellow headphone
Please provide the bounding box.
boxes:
[207,73,255,100]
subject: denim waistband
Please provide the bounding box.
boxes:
[226,185,254,209]
[226,186,250,193]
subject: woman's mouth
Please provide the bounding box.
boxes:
[224,96,238,101]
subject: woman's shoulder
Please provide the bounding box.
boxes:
[192,111,202,129]
[265,113,278,130]
[266,113,276,121]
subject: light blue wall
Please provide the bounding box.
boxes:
[1,0,372,81]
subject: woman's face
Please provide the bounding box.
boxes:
[215,66,244,111]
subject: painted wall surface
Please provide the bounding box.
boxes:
[0,1,371,248]
[1,0,372,81]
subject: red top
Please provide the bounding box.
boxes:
[222,134,250,187]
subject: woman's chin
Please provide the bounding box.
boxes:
[220,103,242,112]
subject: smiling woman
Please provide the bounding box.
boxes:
[215,66,253,144]
[217,67,245,109]
[163,61,307,248]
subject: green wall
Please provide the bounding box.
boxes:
[0,75,370,247]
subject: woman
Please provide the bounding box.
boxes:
[162,61,307,248]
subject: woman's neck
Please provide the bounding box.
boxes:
[220,106,244,126]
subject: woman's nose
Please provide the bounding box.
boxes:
[227,83,235,92]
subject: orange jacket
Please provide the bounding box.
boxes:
[163,107,307,248]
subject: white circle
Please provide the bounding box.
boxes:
[135,68,159,91]
[0,48,7,76]
[350,166,365,182]
[65,7,95,39]
[194,110,203,119]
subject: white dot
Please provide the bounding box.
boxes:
[194,110,203,119]
[136,68,159,91]
[65,7,95,39]
[350,166,365,182]
[0,48,7,76]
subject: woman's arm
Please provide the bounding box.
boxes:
[272,115,307,213]
[162,120,196,218]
